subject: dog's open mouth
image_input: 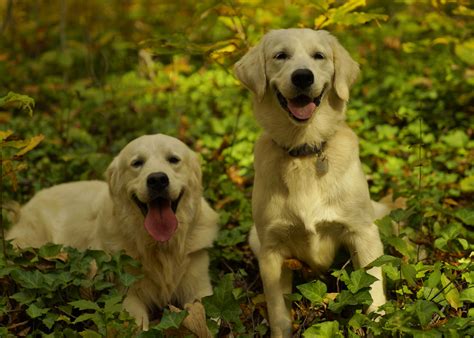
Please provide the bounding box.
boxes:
[276,87,326,122]
[132,190,184,242]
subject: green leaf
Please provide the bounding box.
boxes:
[460,176,474,192]
[26,303,49,318]
[155,308,188,330]
[10,269,45,289]
[347,270,378,293]
[10,290,36,304]
[367,255,401,268]
[304,321,344,337]
[415,300,438,327]
[328,289,371,313]
[103,295,123,314]
[284,293,303,302]
[426,269,442,288]
[441,274,461,310]
[79,330,102,338]
[455,39,474,65]
[74,313,99,324]
[42,313,58,330]
[119,271,139,287]
[38,243,63,259]
[296,280,327,304]
[202,273,241,322]
[453,208,474,226]
[69,299,101,311]
[387,237,415,258]
[401,263,417,287]
[459,287,474,302]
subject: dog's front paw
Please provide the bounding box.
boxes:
[123,295,150,331]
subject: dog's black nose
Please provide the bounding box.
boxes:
[147,172,169,190]
[291,69,314,89]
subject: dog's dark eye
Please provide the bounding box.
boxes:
[274,52,289,60]
[313,52,325,60]
[131,159,144,168]
[168,155,181,164]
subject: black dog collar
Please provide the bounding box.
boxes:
[274,141,327,157]
[273,140,329,175]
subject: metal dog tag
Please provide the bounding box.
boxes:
[316,154,328,176]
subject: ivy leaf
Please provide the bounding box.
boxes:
[415,300,438,327]
[10,269,45,289]
[347,270,378,293]
[303,321,344,337]
[38,243,63,260]
[329,291,353,313]
[10,290,36,304]
[297,280,327,304]
[74,313,98,324]
[26,303,49,318]
[367,255,401,268]
[155,308,187,330]
[103,295,123,314]
[119,271,139,287]
[69,299,101,311]
[202,273,241,322]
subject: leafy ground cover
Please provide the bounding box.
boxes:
[1,0,473,336]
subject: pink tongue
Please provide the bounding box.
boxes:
[288,101,316,120]
[144,199,177,242]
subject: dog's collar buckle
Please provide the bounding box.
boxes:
[275,141,329,176]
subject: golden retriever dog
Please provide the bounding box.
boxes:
[235,29,387,337]
[7,134,219,331]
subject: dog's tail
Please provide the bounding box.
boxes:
[372,194,407,220]
[2,200,21,225]
[248,226,261,257]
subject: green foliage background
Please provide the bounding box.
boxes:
[0,0,473,336]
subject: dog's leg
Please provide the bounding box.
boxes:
[123,292,149,331]
[347,224,386,313]
[259,250,292,338]
[176,250,213,304]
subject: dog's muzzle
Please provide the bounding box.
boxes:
[276,85,326,123]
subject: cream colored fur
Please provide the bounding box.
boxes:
[235,29,387,337]
[7,134,219,331]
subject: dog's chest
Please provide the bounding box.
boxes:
[281,157,345,228]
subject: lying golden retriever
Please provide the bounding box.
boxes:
[235,29,387,337]
[7,134,219,331]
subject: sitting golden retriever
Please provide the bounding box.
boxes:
[235,29,387,337]
[7,134,219,331]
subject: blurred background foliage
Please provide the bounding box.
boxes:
[0,0,473,336]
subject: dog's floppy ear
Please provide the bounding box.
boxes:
[188,152,203,195]
[328,33,360,102]
[234,41,266,101]
[105,156,120,196]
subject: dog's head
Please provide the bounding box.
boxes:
[235,29,359,142]
[106,134,202,242]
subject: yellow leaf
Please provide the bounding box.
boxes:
[441,273,461,310]
[0,129,13,142]
[15,134,44,157]
[210,44,237,62]
[314,15,328,29]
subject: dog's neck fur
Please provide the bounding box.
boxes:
[255,89,346,149]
